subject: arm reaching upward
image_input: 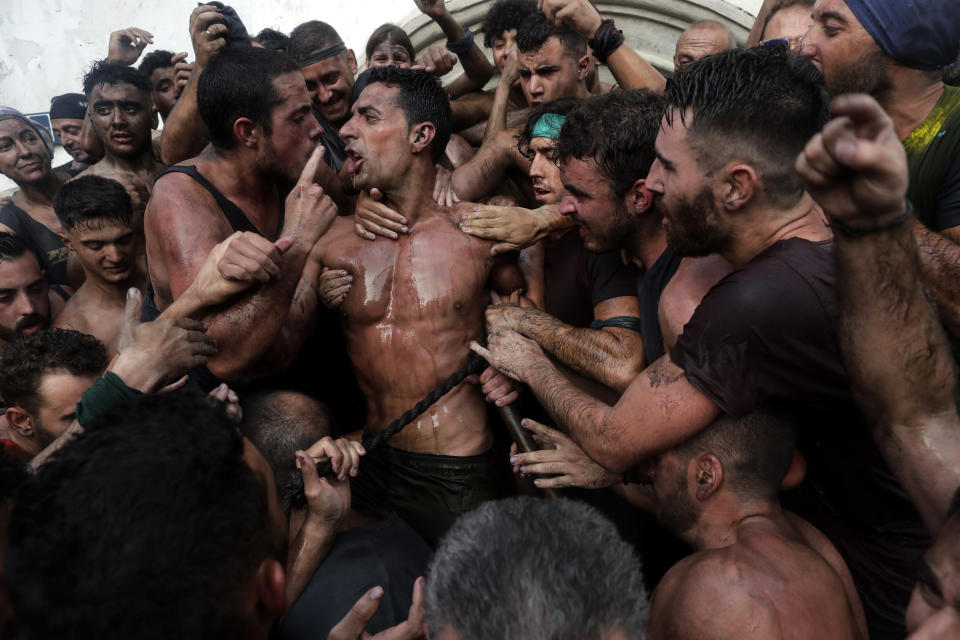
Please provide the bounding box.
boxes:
[796,93,960,533]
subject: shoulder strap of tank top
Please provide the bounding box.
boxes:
[159,165,260,234]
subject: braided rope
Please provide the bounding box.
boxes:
[281,352,488,512]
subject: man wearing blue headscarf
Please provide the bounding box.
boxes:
[802,0,960,339]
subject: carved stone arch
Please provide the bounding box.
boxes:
[377,0,754,81]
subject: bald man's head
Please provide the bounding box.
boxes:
[674,21,737,72]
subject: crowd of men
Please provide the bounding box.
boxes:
[0,0,958,637]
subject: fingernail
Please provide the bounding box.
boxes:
[369,586,384,600]
[401,226,408,233]
[509,456,517,464]
[390,232,398,239]
[350,468,358,477]
[127,287,138,299]
[521,419,529,426]
[534,479,541,487]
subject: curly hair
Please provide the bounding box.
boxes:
[82,59,152,98]
[0,329,107,414]
[480,0,538,48]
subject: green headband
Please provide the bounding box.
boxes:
[531,112,566,140]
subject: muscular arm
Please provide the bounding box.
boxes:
[513,296,644,392]
[837,222,960,533]
[146,173,328,381]
[450,127,530,201]
[423,5,494,99]
[160,66,207,165]
[914,222,960,336]
[484,333,719,470]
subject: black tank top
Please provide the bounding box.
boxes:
[0,202,71,286]
[142,164,285,391]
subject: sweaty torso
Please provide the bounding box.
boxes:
[648,514,868,640]
[316,205,503,456]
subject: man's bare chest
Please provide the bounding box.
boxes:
[329,228,492,325]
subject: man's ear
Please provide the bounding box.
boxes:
[233,118,261,149]
[254,558,287,619]
[409,122,437,156]
[693,454,723,501]
[5,406,35,438]
[346,49,359,75]
[626,178,654,216]
[722,163,758,212]
[151,107,160,131]
[576,54,591,81]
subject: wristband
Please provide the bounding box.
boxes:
[588,19,625,64]
[829,200,912,238]
[446,28,474,56]
[590,315,642,334]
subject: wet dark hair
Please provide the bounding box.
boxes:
[673,403,799,501]
[198,45,301,149]
[52,175,132,232]
[481,0,538,48]
[365,24,415,63]
[82,59,152,99]
[664,46,830,209]
[5,389,279,640]
[363,66,452,163]
[0,329,107,415]
[0,232,34,264]
[287,20,344,61]
[557,90,664,197]
[515,11,586,60]
[254,28,290,53]
[138,50,176,79]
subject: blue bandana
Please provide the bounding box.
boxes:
[531,113,566,140]
[845,0,960,71]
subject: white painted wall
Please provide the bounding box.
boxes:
[0,0,762,191]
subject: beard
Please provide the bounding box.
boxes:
[0,313,49,342]
[656,468,699,538]
[826,48,891,99]
[658,184,732,257]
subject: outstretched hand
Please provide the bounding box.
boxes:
[107,27,154,64]
[355,188,409,240]
[538,0,603,40]
[510,418,621,488]
[112,288,217,393]
[795,93,909,227]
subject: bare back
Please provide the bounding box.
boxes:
[315,204,520,456]
[648,513,868,640]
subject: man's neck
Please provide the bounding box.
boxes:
[626,215,669,271]
[722,193,830,269]
[98,146,158,174]
[204,147,282,227]
[690,496,783,551]
[877,71,945,141]
[381,159,439,224]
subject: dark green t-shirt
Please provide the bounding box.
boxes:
[904,85,960,231]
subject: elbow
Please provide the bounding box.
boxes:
[609,355,645,394]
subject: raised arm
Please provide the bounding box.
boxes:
[539,0,665,92]
[796,93,960,533]
[473,330,719,471]
[450,126,530,201]
[415,0,494,99]
[160,5,227,165]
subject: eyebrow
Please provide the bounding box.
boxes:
[562,182,589,198]
[654,149,674,170]
[357,105,381,117]
[818,10,848,23]
[535,65,560,73]
[93,99,143,109]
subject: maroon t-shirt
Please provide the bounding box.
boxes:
[670,238,927,640]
